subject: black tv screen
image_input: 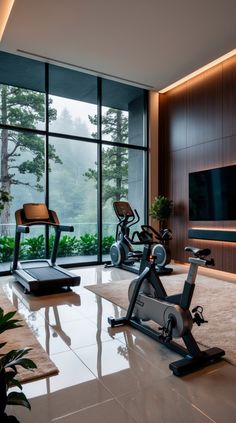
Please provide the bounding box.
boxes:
[189,165,236,221]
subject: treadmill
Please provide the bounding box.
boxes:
[11,203,81,294]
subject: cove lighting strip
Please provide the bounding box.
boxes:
[188,228,236,243]
[191,227,236,231]
[0,0,15,41]
[159,49,236,93]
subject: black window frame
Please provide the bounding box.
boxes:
[0,52,149,274]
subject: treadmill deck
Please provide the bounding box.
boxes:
[24,266,70,281]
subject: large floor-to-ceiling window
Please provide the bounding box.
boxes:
[0,51,148,272]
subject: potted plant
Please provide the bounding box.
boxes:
[149,195,173,231]
[0,307,37,422]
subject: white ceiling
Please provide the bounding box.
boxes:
[1,0,236,90]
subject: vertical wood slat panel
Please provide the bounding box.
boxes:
[159,55,236,273]
[223,55,236,137]
[170,149,188,262]
[187,64,222,147]
[158,93,169,196]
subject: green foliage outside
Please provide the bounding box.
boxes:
[0,190,11,211]
[84,109,129,203]
[0,236,15,262]
[0,234,115,262]
[101,235,115,254]
[22,235,45,260]
[0,84,60,235]
[77,234,97,255]
[55,235,80,257]
[0,85,130,262]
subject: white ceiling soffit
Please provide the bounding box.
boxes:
[0,0,236,90]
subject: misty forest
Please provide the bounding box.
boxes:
[0,85,130,262]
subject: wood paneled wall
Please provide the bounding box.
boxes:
[159,55,236,272]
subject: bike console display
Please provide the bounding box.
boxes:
[113,201,135,219]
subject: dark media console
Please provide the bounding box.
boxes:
[188,228,236,243]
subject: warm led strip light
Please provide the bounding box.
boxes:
[191,227,236,231]
[0,0,15,41]
[159,48,236,93]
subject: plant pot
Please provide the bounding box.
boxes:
[0,370,20,422]
[2,412,20,422]
[0,369,7,416]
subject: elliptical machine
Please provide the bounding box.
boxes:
[106,201,173,275]
[105,201,143,274]
[108,225,225,376]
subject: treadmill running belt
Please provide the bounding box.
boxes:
[25,267,70,281]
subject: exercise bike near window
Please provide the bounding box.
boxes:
[108,225,225,376]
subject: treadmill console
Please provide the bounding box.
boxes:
[23,203,50,221]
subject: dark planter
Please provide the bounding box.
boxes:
[2,413,20,422]
[0,370,20,422]
[0,369,7,415]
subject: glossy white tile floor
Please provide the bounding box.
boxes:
[1,264,236,423]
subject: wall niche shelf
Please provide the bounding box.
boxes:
[188,228,236,243]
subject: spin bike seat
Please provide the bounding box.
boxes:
[185,246,211,258]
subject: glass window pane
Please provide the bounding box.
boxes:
[0,84,46,130]
[49,65,98,138]
[49,137,98,263]
[0,129,45,270]
[101,146,146,261]
[0,51,148,272]
[102,79,147,146]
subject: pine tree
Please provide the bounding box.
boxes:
[84,108,128,204]
[0,84,61,234]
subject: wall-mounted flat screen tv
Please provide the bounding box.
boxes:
[189,164,236,221]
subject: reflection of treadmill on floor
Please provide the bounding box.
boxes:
[11,203,81,294]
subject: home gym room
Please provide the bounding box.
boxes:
[0,1,235,422]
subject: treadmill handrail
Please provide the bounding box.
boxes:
[11,204,81,293]
[13,223,75,269]
[13,208,75,270]
[16,225,30,234]
[57,225,74,232]
[16,222,74,232]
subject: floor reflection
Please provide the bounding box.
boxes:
[11,281,81,352]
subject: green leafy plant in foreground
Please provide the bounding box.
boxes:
[0,308,37,422]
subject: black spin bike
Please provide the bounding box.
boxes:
[108,224,225,376]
